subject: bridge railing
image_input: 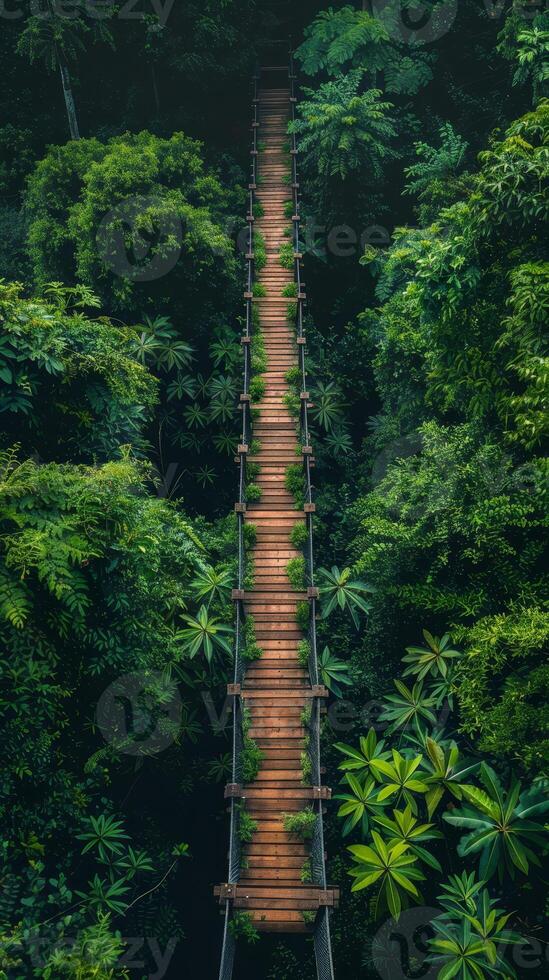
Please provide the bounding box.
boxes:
[217,67,261,980]
[289,50,337,980]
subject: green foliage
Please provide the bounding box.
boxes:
[373,805,443,872]
[238,807,258,844]
[347,830,425,920]
[282,282,297,297]
[285,298,297,322]
[402,629,461,681]
[429,879,522,980]
[301,751,312,785]
[279,242,295,269]
[284,464,305,509]
[380,680,437,734]
[300,858,312,883]
[283,390,301,419]
[176,605,233,664]
[443,763,549,882]
[317,565,373,628]
[242,735,263,782]
[25,132,236,315]
[191,566,233,608]
[22,133,244,483]
[0,205,31,283]
[228,911,260,945]
[348,421,547,699]
[249,375,266,402]
[498,9,549,104]
[453,608,549,774]
[295,6,434,96]
[0,282,156,460]
[310,381,345,432]
[251,330,268,374]
[372,750,429,815]
[243,522,257,549]
[290,521,308,549]
[245,482,262,503]
[297,638,310,667]
[283,808,316,840]
[335,728,391,780]
[422,737,479,819]
[404,122,471,224]
[336,774,386,839]
[41,913,129,980]
[254,230,267,271]
[2,3,547,971]
[295,601,310,632]
[318,645,352,697]
[287,556,306,591]
[285,366,301,388]
[300,703,312,728]
[0,124,36,197]
[324,427,354,457]
[289,72,398,189]
[243,614,262,662]
[252,281,266,297]
[335,638,546,958]
[246,461,260,481]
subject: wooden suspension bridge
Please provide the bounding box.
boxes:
[215,61,337,980]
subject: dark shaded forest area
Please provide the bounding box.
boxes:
[0,2,547,979]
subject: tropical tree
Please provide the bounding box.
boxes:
[17,1,113,139]
[372,804,443,872]
[318,645,352,697]
[310,381,345,432]
[317,565,374,628]
[294,3,435,95]
[374,750,429,814]
[191,566,233,608]
[336,774,386,838]
[428,878,522,979]
[0,281,155,461]
[402,630,462,681]
[443,764,549,881]
[498,10,549,104]
[404,123,470,223]
[422,737,479,818]
[176,605,233,664]
[347,831,425,919]
[335,728,391,781]
[289,70,398,189]
[380,679,437,734]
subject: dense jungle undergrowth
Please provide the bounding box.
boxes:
[0,2,547,979]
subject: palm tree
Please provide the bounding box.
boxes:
[17,2,113,140]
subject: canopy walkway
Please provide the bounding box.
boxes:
[215,61,337,980]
